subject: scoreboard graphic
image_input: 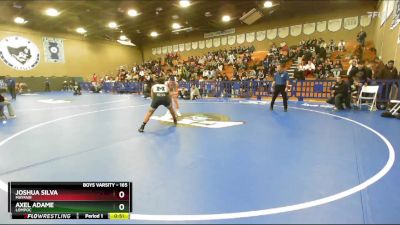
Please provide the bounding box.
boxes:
[8,182,132,220]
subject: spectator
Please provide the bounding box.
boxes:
[327,76,351,111]
[0,92,16,118]
[338,40,346,51]
[6,76,16,99]
[190,84,200,100]
[357,28,367,47]
[44,78,51,92]
[304,60,315,77]
[377,60,398,80]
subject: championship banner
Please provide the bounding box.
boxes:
[256,30,266,41]
[303,23,316,35]
[317,21,327,32]
[43,37,65,63]
[390,0,400,29]
[236,34,245,44]
[267,28,277,40]
[246,32,255,43]
[213,37,221,47]
[328,18,342,32]
[179,43,185,52]
[221,36,228,45]
[152,48,156,55]
[173,45,179,52]
[278,27,289,38]
[227,35,236,45]
[198,40,205,49]
[191,42,198,50]
[162,46,168,54]
[167,45,173,53]
[290,25,302,36]
[205,39,213,48]
[185,43,191,51]
[343,16,359,30]
[360,15,372,27]
[156,47,162,55]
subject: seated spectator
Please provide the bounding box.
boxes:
[349,61,372,85]
[0,92,16,118]
[190,84,200,100]
[304,60,315,77]
[314,64,326,79]
[332,60,343,78]
[73,82,82,95]
[327,76,351,111]
[294,61,306,80]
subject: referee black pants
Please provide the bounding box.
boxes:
[271,85,288,109]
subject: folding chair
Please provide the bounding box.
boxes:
[357,85,379,111]
[389,100,400,116]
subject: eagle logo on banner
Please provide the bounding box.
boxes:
[0,36,40,70]
[391,0,400,29]
[43,37,65,63]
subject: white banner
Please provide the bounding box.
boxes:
[179,43,185,52]
[162,46,168,54]
[206,39,213,48]
[43,37,65,63]
[343,16,358,30]
[267,28,277,40]
[152,48,156,55]
[317,21,327,32]
[290,24,302,36]
[199,40,205,49]
[246,32,255,42]
[256,30,266,41]
[167,46,173,53]
[328,18,342,32]
[156,47,162,55]
[380,0,390,26]
[173,44,179,52]
[303,22,316,35]
[185,43,191,51]
[360,15,372,27]
[213,37,221,47]
[204,28,235,38]
[192,42,198,50]
[221,36,227,45]
[237,34,245,44]
[278,27,289,38]
[390,0,400,29]
[228,35,236,45]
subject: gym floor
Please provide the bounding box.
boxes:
[0,92,399,224]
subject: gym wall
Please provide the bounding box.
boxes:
[142,4,376,61]
[373,0,400,69]
[0,24,142,79]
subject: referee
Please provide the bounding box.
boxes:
[270,63,290,112]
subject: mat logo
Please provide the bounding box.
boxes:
[0,36,40,70]
[37,99,71,104]
[151,113,244,128]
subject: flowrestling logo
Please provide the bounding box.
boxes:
[0,36,40,70]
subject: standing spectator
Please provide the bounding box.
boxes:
[44,78,51,92]
[270,64,290,112]
[357,29,367,47]
[377,60,398,80]
[6,76,16,99]
[338,40,346,51]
